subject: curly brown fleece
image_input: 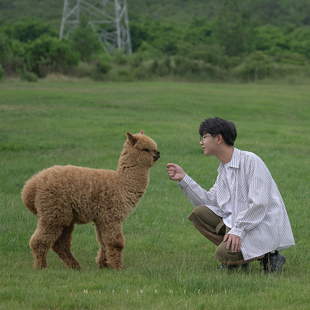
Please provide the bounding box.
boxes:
[21,131,160,270]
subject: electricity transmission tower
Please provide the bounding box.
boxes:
[59,0,132,54]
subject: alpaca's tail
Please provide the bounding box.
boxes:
[21,177,38,215]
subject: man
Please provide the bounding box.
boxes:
[167,117,295,272]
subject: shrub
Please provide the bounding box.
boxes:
[96,61,112,74]
[274,53,308,66]
[129,54,143,68]
[132,66,151,80]
[89,59,112,81]
[4,19,57,43]
[25,35,80,77]
[150,58,171,76]
[172,56,209,76]
[0,33,25,75]
[0,64,5,80]
[114,50,128,66]
[231,51,273,81]
[70,16,101,61]
[20,70,38,82]
[69,61,93,78]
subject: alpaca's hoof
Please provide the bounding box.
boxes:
[108,263,123,270]
[68,261,82,269]
[99,262,123,270]
[34,262,47,269]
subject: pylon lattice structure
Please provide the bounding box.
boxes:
[59,0,132,54]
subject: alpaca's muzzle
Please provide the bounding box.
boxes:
[153,150,160,162]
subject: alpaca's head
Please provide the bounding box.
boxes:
[122,130,160,168]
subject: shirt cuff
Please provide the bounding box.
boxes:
[228,227,245,240]
[177,174,191,189]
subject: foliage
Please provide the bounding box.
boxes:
[19,69,38,82]
[0,31,25,75]
[1,6,310,82]
[69,15,102,62]
[25,35,80,77]
[213,0,255,56]
[0,63,5,80]
[1,0,310,29]
[3,19,58,43]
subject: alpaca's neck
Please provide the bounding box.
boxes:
[116,158,150,189]
[116,160,150,212]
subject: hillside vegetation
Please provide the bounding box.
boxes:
[1,0,310,28]
[0,0,310,82]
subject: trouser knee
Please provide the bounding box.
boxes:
[188,206,225,235]
[214,242,244,263]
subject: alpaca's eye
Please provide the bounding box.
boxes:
[143,149,150,152]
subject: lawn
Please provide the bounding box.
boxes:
[0,79,309,309]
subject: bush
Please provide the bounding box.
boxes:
[96,61,112,74]
[20,70,38,82]
[150,57,172,76]
[0,64,5,80]
[172,56,210,76]
[5,19,58,43]
[88,59,112,81]
[231,51,273,81]
[0,33,25,75]
[132,65,151,80]
[69,15,101,61]
[4,19,58,43]
[69,61,93,78]
[25,35,80,77]
[274,53,308,66]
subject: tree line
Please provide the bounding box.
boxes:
[0,13,309,82]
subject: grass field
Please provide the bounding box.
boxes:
[0,79,309,309]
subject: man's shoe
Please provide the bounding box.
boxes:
[220,263,249,270]
[261,251,286,273]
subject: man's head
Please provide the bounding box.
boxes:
[199,117,237,147]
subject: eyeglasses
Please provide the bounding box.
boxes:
[200,134,216,142]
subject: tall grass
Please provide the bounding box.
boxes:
[0,79,309,309]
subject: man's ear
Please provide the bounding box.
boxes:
[126,131,137,146]
[217,134,223,145]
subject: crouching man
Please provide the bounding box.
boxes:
[167,117,295,272]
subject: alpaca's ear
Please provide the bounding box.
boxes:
[140,130,144,135]
[126,131,137,146]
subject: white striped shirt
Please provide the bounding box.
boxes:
[178,148,295,260]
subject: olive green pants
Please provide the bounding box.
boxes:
[188,205,244,263]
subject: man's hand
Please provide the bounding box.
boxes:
[166,163,186,182]
[224,234,241,253]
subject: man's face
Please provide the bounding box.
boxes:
[200,133,218,156]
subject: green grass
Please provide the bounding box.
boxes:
[0,79,310,309]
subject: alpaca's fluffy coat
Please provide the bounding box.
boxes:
[21,131,160,270]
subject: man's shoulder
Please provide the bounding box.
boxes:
[237,149,261,161]
[236,149,266,168]
[237,149,270,177]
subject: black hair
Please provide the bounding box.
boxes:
[199,117,237,146]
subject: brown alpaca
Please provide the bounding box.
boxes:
[21,131,160,270]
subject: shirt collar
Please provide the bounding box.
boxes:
[218,148,241,173]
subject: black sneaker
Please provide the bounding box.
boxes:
[260,251,286,273]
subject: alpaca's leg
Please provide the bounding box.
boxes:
[104,223,125,270]
[29,220,63,269]
[94,224,108,268]
[95,220,125,270]
[52,222,81,269]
